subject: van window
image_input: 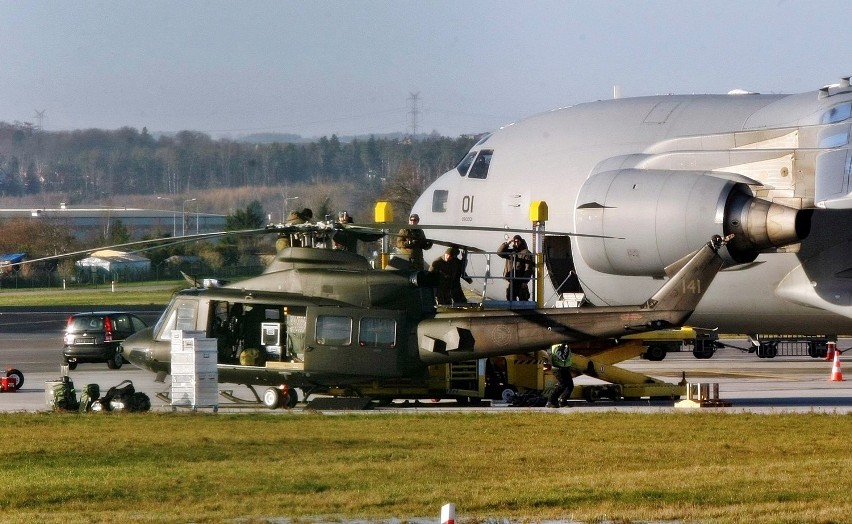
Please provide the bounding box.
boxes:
[359,317,396,347]
[316,315,352,346]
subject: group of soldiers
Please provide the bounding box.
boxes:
[397,213,534,306]
[277,208,535,306]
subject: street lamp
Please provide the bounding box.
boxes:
[157,196,176,237]
[182,198,196,236]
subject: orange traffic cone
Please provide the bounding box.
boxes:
[830,350,844,382]
[824,341,837,361]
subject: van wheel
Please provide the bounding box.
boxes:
[107,352,123,369]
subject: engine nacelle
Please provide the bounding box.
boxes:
[575,169,809,276]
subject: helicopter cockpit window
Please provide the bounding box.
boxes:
[467,150,493,179]
[822,103,852,125]
[316,315,352,346]
[155,300,198,341]
[456,151,476,176]
[432,190,448,213]
[358,317,396,348]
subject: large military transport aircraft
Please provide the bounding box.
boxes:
[411,78,852,335]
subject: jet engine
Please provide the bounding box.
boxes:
[575,169,809,276]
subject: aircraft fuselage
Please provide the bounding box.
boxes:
[412,85,852,334]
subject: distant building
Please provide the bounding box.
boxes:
[76,249,151,282]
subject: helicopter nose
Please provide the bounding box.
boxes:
[122,327,168,373]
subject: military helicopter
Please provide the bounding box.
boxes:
[118,213,730,407]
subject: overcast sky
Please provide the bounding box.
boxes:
[2,1,851,139]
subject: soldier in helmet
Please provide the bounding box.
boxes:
[396,213,432,270]
[546,343,574,408]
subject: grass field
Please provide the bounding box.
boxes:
[0,281,181,307]
[3,411,851,523]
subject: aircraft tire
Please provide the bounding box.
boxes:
[263,387,282,409]
[66,360,78,370]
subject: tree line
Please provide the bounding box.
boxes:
[0,122,477,203]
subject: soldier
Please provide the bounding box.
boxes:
[396,213,432,270]
[546,343,574,408]
[429,246,468,305]
[497,235,533,301]
[333,211,358,252]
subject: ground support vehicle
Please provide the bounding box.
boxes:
[568,341,689,402]
[1,368,23,392]
[625,327,721,361]
[747,334,834,358]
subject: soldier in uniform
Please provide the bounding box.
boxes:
[546,343,574,408]
[497,235,533,301]
[396,213,432,270]
[429,246,468,305]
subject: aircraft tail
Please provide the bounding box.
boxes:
[641,235,729,312]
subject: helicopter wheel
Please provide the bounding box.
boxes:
[286,388,299,408]
[262,387,283,409]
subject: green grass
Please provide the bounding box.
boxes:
[2,411,851,523]
[0,281,182,306]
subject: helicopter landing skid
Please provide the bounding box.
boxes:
[155,385,264,406]
[219,385,264,404]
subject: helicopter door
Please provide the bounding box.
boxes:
[307,307,404,378]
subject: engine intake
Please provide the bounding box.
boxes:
[575,169,809,276]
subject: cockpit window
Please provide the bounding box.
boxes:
[432,190,448,213]
[467,150,493,179]
[822,103,852,125]
[456,151,476,176]
[155,299,198,341]
[475,133,492,146]
[818,128,850,148]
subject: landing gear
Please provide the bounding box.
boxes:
[263,387,282,409]
[262,386,299,409]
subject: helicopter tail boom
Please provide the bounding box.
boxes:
[416,236,728,365]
